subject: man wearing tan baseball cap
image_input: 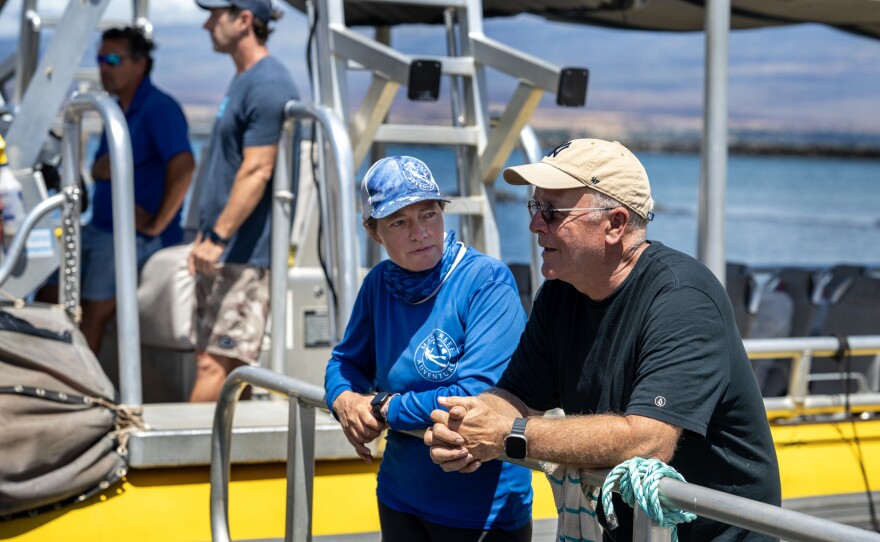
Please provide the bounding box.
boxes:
[503,138,655,222]
[425,139,781,541]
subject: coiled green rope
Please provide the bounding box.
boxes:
[601,457,697,541]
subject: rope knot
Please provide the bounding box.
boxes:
[601,457,696,542]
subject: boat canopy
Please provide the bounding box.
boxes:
[281,0,880,40]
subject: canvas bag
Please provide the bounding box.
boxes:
[0,306,139,518]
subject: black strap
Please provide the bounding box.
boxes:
[832,333,852,417]
[0,385,91,405]
[832,333,851,365]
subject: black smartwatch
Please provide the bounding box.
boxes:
[370,392,394,423]
[207,228,230,247]
[504,418,529,460]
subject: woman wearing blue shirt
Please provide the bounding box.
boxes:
[324,156,533,541]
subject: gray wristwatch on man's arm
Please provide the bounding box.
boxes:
[504,417,529,460]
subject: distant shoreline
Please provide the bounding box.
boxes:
[185,108,880,159]
[629,142,880,159]
[533,130,880,159]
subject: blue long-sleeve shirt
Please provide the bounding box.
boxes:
[324,247,532,530]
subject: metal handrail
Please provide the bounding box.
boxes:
[268,100,357,376]
[0,193,66,286]
[280,100,358,341]
[209,362,880,542]
[747,335,880,413]
[565,467,880,542]
[210,366,325,542]
[269,115,297,376]
[62,91,141,405]
[745,335,880,357]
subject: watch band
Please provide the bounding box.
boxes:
[208,228,230,247]
[504,417,529,460]
[511,417,528,435]
[371,392,394,423]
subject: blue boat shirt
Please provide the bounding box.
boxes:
[91,77,192,244]
[324,246,533,530]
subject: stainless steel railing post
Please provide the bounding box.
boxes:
[210,373,247,542]
[281,101,357,340]
[286,397,316,542]
[633,504,673,541]
[270,118,297,376]
[63,91,141,406]
[210,366,325,542]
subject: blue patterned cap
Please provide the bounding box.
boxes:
[361,156,449,221]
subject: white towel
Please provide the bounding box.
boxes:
[542,462,604,542]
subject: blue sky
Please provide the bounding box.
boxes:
[3,0,880,138]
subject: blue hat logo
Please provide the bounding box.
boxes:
[401,160,436,191]
[361,156,449,220]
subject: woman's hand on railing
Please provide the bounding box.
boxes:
[332,390,387,463]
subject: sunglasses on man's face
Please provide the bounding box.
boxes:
[527,199,614,225]
[96,53,127,67]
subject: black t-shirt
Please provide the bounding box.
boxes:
[498,242,781,541]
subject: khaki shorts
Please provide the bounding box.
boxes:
[192,264,270,365]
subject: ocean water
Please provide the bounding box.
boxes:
[165,139,880,270]
[374,146,880,269]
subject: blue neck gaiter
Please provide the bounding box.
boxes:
[384,230,460,305]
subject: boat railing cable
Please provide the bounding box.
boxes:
[210,358,880,542]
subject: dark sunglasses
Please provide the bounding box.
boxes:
[527,199,613,224]
[96,53,127,67]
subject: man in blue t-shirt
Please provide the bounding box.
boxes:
[189,0,299,402]
[80,27,194,354]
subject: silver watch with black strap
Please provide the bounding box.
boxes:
[504,417,529,460]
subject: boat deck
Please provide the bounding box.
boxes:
[130,401,362,468]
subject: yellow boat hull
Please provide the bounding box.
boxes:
[2,419,878,541]
[772,418,880,499]
[1,461,557,541]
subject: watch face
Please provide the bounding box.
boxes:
[505,435,527,460]
[371,392,388,407]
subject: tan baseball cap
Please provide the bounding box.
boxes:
[503,138,655,221]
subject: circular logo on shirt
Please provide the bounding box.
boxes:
[414,329,461,382]
[654,396,667,407]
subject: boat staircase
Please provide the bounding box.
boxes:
[278,0,587,385]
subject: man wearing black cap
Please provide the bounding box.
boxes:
[424,139,781,541]
[188,0,299,402]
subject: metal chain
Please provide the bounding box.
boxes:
[60,184,82,323]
